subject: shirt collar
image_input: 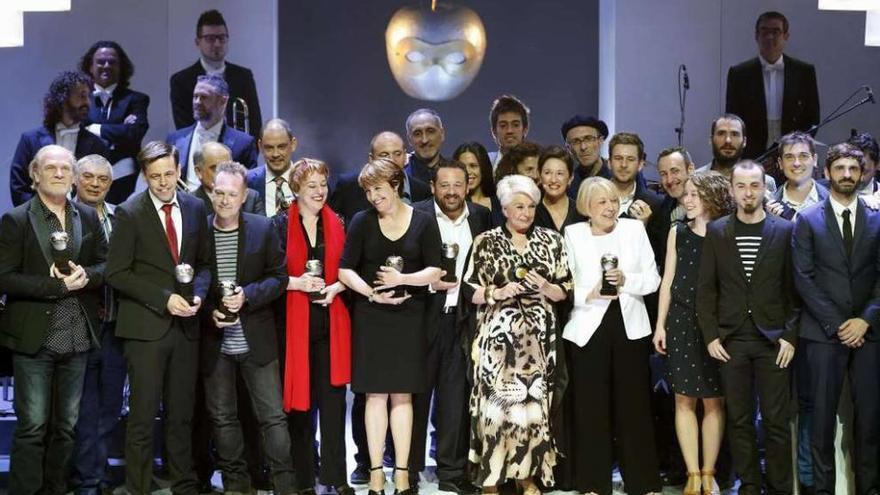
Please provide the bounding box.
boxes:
[433,200,470,225]
[55,121,79,133]
[200,57,226,75]
[195,118,224,137]
[93,83,117,95]
[266,163,292,183]
[781,180,819,205]
[759,54,785,71]
[829,194,858,217]
[148,189,178,211]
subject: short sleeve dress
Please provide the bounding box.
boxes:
[339,207,442,393]
[666,222,721,398]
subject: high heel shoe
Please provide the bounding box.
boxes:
[368,466,386,495]
[393,466,416,495]
[683,471,702,495]
[701,469,719,495]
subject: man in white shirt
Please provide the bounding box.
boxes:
[768,132,829,220]
[246,118,297,217]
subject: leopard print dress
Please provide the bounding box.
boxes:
[465,225,572,487]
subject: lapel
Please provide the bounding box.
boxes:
[141,192,176,267]
[74,128,90,156]
[781,54,795,120]
[821,198,848,263]
[177,193,192,262]
[236,214,248,282]
[176,125,196,178]
[27,199,54,268]
[219,124,234,154]
[752,214,778,273]
[851,199,867,260]
[722,216,749,283]
[68,204,83,263]
[749,58,768,117]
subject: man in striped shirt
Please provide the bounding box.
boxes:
[202,161,294,494]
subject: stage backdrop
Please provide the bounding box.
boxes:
[277,0,600,175]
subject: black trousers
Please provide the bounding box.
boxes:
[719,337,792,495]
[290,337,348,489]
[409,312,470,481]
[568,302,661,495]
[805,339,880,495]
[123,323,198,495]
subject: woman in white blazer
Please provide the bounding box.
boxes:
[562,177,662,495]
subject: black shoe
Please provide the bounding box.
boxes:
[438,478,479,495]
[393,466,417,495]
[336,484,356,495]
[368,465,387,495]
[197,479,218,494]
[351,464,370,485]
[799,484,816,495]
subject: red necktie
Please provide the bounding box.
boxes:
[161,203,180,264]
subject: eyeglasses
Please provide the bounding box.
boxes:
[567,135,600,148]
[781,152,813,163]
[199,34,229,44]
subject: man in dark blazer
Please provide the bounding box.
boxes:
[9,70,108,206]
[166,73,258,193]
[330,131,430,226]
[246,118,297,217]
[409,161,490,494]
[193,142,264,215]
[106,141,211,495]
[170,9,262,139]
[405,108,449,184]
[792,143,880,495]
[0,145,107,495]
[80,40,150,203]
[201,162,294,494]
[725,11,820,160]
[697,160,798,495]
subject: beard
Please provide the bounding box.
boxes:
[830,178,857,196]
[740,200,761,214]
[712,144,744,168]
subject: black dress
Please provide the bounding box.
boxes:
[666,222,722,398]
[339,207,441,393]
[534,199,585,233]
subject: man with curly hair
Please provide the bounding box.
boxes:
[9,70,108,206]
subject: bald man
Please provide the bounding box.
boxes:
[193,141,264,215]
[246,118,298,217]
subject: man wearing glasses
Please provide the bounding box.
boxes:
[170,9,263,139]
[560,115,611,199]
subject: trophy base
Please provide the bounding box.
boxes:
[54,260,71,276]
[308,291,323,301]
[440,275,458,284]
[599,287,617,297]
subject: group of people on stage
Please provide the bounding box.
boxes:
[1,7,879,495]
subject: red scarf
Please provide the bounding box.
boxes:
[284,201,351,412]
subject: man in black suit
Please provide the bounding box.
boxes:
[202,161,295,494]
[170,9,262,139]
[9,70,108,206]
[246,118,298,218]
[792,143,880,495]
[409,161,489,494]
[0,145,107,494]
[607,132,663,225]
[725,11,820,160]
[194,141,264,215]
[79,40,150,203]
[167,74,258,192]
[405,108,449,183]
[106,141,211,495]
[697,160,798,495]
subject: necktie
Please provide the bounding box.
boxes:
[842,209,853,258]
[161,203,180,264]
[274,176,287,214]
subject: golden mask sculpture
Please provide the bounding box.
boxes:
[385,3,487,101]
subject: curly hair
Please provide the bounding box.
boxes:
[79,40,135,90]
[43,70,92,130]
[494,141,540,183]
[685,170,734,220]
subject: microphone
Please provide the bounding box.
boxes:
[866,86,875,104]
[681,65,690,90]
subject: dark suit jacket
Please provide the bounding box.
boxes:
[84,87,150,163]
[165,123,258,183]
[201,212,286,372]
[697,213,798,345]
[329,169,431,227]
[0,198,107,354]
[106,191,211,341]
[9,126,109,206]
[193,185,265,216]
[726,54,820,159]
[170,60,263,139]
[792,199,880,342]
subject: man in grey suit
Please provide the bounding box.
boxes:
[792,143,880,495]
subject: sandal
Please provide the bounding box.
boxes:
[683,471,702,495]
[393,466,415,495]
[701,469,719,495]
[368,466,386,495]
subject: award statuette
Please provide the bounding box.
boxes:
[174,263,195,305]
[600,253,619,296]
[440,243,459,283]
[383,255,406,298]
[50,231,71,275]
[305,259,324,301]
[218,280,239,322]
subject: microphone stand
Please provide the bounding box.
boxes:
[675,65,688,147]
[755,86,875,163]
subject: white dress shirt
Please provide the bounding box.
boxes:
[562,219,660,347]
[200,57,226,76]
[780,180,821,218]
[829,195,858,238]
[55,122,79,153]
[617,182,637,217]
[149,190,182,254]
[434,202,473,307]
[760,54,785,144]
[264,164,294,217]
[186,119,224,191]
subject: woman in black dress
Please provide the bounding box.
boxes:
[533,145,585,233]
[653,171,733,495]
[453,142,495,212]
[338,158,442,495]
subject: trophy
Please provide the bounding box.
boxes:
[218,280,238,322]
[174,263,195,305]
[600,253,619,296]
[440,243,459,283]
[50,231,71,275]
[383,255,406,298]
[305,259,324,301]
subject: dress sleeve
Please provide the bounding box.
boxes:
[465,233,485,287]
[552,232,573,294]
[339,210,367,270]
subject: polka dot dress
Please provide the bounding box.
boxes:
[666,222,721,398]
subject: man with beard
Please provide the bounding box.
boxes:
[405,109,449,183]
[410,161,490,494]
[792,143,880,495]
[847,132,880,196]
[9,71,109,206]
[698,115,777,193]
[166,74,258,192]
[487,94,529,170]
[697,160,797,495]
[562,115,611,199]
